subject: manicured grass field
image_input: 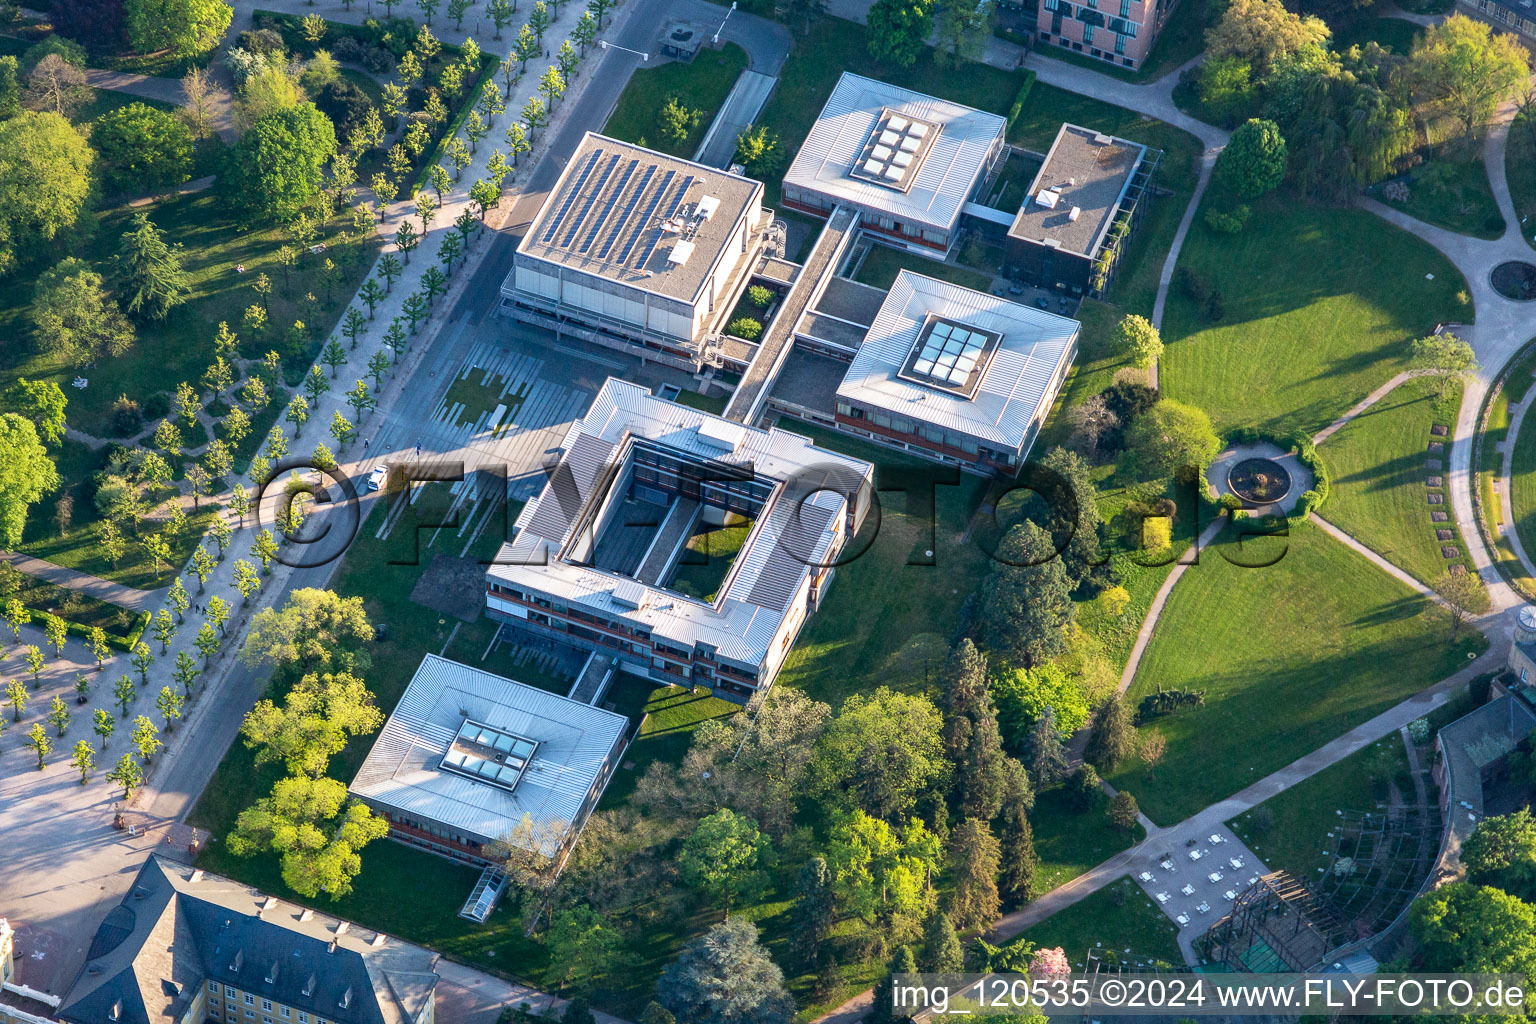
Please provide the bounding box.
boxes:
[772,424,993,708]
[1009,877,1183,968]
[1032,786,1145,890]
[1380,142,1505,240]
[602,43,749,158]
[1160,195,1470,435]
[1226,734,1412,882]
[668,513,753,601]
[598,680,739,806]
[1106,523,1486,823]
[1508,393,1536,567]
[853,245,993,292]
[1319,378,1475,582]
[1511,114,1536,252]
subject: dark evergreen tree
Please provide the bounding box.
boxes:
[1068,763,1102,811]
[947,818,1002,932]
[975,521,1074,668]
[562,999,596,1024]
[790,856,835,969]
[868,946,917,1024]
[940,639,989,759]
[1025,706,1068,787]
[113,212,187,322]
[919,911,964,971]
[659,918,795,1024]
[641,1003,677,1024]
[997,807,1039,906]
[1085,694,1137,773]
[1038,446,1118,595]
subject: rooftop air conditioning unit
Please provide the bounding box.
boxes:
[1068,206,1081,222]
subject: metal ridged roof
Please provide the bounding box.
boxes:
[783,73,1006,234]
[349,656,628,855]
[487,380,874,666]
[836,271,1079,450]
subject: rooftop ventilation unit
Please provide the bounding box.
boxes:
[1068,206,1081,222]
[667,240,695,266]
[1034,189,1060,209]
[696,195,720,221]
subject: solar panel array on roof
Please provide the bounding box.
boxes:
[847,108,941,193]
[534,144,700,272]
[439,719,539,792]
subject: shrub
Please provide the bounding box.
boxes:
[92,102,194,194]
[141,391,171,420]
[1294,489,1321,517]
[1219,491,1244,512]
[108,394,142,436]
[1470,672,1495,706]
[1407,718,1430,743]
[746,285,773,308]
[1204,290,1225,322]
[1142,516,1172,553]
[22,34,86,70]
[727,316,763,341]
[1204,204,1250,234]
[1174,265,1210,304]
[1068,763,1101,810]
[237,27,287,55]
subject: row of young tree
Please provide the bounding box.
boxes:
[1186,0,1529,201]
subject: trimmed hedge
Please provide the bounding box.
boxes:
[1004,71,1037,138]
[1222,426,1331,515]
[412,50,499,192]
[13,604,152,653]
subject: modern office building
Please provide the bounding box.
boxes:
[348,655,629,867]
[1006,123,1157,297]
[485,379,874,703]
[833,270,1078,473]
[502,133,768,370]
[782,73,1007,257]
[1035,0,1180,69]
[55,858,438,1024]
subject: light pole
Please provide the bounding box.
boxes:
[712,1,737,44]
[599,39,650,61]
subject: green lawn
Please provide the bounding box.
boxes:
[772,424,993,708]
[1226,734,1412,882]
[1161,194,1470,435]
[598,680,740,806]
[668,513,753,601]
[1106,523,1486,823]
[1319,378,1475,582]
[854,245,993,292]
[1379,142,1505,240]
[602,43,750,157]
[1511,113,1536,252]
[1008,877,1183,968]
[1333,16,1423,53]
[1508,392,1536,567]
[1032,786,1144,890]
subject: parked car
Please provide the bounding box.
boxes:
[366,465,388,492]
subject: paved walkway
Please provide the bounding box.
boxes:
[1311,370,1432,445]
[82,68,238,141]
[0,551,166,613]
